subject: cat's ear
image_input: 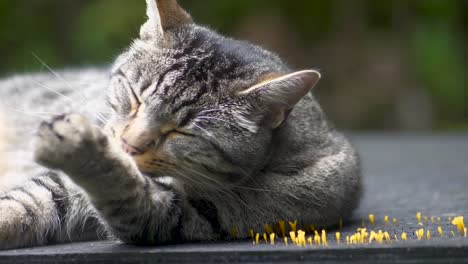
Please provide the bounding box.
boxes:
[239,70,321,128]
[141,0,193,40]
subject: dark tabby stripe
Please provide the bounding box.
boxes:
[0,195,37,224]
[171,84,208,114]
[31,174,69,226]
[188,198,227,238]
[151,63,186,97]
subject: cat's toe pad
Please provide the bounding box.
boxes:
[33,114,107,170]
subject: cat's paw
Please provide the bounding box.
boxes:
[33,114,108,171]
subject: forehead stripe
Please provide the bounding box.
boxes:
[150,63,185,97]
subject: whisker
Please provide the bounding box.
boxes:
[31,52,88,102]
[32,80,75,103]
[191,123,215,139]
[195,116,245,131]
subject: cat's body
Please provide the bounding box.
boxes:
[0,0,361,249]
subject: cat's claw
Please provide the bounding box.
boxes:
[33,113,108,171]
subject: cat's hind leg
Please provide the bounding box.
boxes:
[0,173,103,250]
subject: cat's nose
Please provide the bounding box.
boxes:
[121,137,154,156]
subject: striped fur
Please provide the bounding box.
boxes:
[0,0,361,249]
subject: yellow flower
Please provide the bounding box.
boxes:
[451,216,465,235]
[278,221,286,238]
[288,221,297,233]
[415,228,424,240]
[270,233,276,245]
[384,216,389,226]
[314,231,321,245]
[297,230,306,247]
[321,230,328,246]
[401,232,407,241]
[438,226,443,237]
[264,224,274,235]
[289,231,296,245]
[369,214,375,226]
[255,233,260,245]
[383,232,391,243]
[416,212,422,224]
[336,232,341,244]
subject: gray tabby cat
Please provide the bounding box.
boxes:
[0,0,361,249]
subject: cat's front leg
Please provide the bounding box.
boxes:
[33,114,202,244]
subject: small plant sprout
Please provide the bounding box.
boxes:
[401,232,407,241]
[288,221,297,233]
[424,216,429,224]
[298,230,307,247]
[451,216,465,235]
[377,230,384,244]
[284,237,288,246]
[231,227,237,239]
[415,228,424,240]
[394,234,398,241]
[346,236,350,245]
[289,231,296,245]
[250,229,254,241]
[255,233,260,245]
[384,216,389,226]
[427,230,431,240]
[264,224,274,235]
[270,233,275,245]
[393,218,398,225]
[278,221,286,238]
[369,214,375,226]
[437,217,442,223]
[451,231,456,237]
[321,230,328,246]
[336,232,341,244]
[314,231,321,245]
[339,219,343,229]
[430,216,435,224]
[438,226,443,237]
[384,232,391,243]
[263,233,268,243]
[416,212,422,224]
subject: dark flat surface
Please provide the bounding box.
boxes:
[1,133,467,263]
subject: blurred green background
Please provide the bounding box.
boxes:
[0,0,467,131]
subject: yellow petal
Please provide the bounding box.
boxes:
[401,232,407,241]
[369,214,375,226]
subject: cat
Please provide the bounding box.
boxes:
[0,0,361,249]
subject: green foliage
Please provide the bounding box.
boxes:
[0,0,466,130]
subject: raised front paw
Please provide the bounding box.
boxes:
[33,114,108,171]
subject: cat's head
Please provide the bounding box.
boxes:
[106,0,320,186]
